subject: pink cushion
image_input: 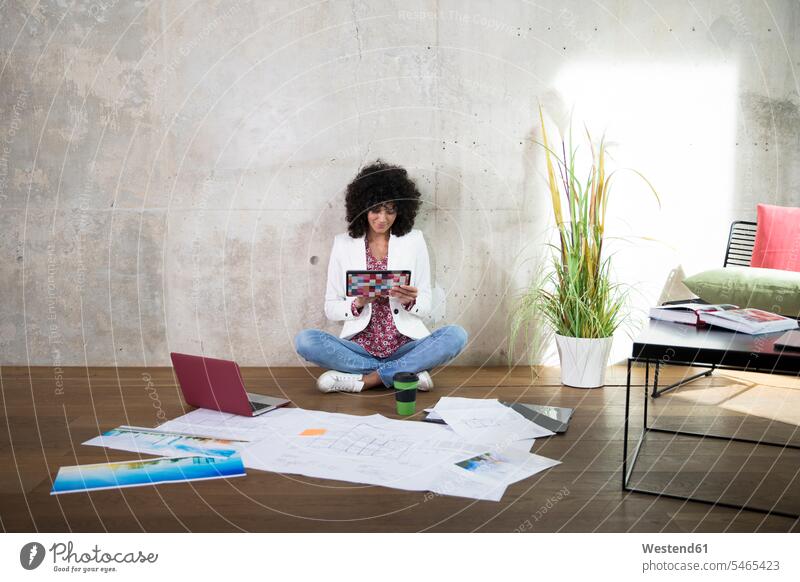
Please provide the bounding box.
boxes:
[750,203,800,272]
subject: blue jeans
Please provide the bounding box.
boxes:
[294,325,468,387]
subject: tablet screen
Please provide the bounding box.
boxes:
[346,270,411,297]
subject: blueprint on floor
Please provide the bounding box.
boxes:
[156,407,560,501]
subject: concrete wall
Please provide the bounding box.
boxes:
[1,0,799,367]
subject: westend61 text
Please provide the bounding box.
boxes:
[642,543,708,554]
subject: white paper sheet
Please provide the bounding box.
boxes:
[432,397,554,446]
[452,450,551,488]
[156,407,302,441]
[153,407,560,501]
[238,408,560,501]
[432,397,504,411]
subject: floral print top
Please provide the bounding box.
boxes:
[350,238,415,357]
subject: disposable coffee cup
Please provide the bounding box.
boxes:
[393,372,418,416]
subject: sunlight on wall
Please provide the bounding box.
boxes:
[546,63,738,365]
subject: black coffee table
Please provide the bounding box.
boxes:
[623,320,800,518]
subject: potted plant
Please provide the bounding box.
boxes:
[508,107,657,388]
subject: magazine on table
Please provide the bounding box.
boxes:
[698,307,799,335]
[649,302,738,326]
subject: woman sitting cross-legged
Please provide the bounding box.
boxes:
[294,160,468,393]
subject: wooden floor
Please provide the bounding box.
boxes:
[1,364,799,532]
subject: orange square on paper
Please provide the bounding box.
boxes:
[299,428,327,436]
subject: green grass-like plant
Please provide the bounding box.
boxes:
[508,107,658,366]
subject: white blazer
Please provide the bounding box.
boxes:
[324,229,432,340]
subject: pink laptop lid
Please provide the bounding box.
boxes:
[170,352,253,416]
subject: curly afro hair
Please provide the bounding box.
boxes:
[345,160,422,238]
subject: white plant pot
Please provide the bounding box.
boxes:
[554,334,613,388]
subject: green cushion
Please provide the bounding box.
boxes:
[683,267,800,317]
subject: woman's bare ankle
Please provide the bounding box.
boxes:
[361,371,383,390]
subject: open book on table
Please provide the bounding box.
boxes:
[649,303,737,326]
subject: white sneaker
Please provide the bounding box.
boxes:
[317,370,365,393]
[417,371,434,392]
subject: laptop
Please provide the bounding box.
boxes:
[170,352,291,417]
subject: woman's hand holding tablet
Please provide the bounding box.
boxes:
[353,295,378,309]
[389,285,418,305]
[353,285,417,309]
[346,270,416,309]
[346,270,411,298]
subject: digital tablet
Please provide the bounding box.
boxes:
[346,270,411,297]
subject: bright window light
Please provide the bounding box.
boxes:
[551,63,738,363]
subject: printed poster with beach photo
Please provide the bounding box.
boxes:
[82,426,244,458]
[51,455,246,495]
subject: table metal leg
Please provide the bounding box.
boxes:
[643,360,649,430]
[652,362,715,398]
[651,360,660,398]
[622,358,800,519]
[622,358,631,490]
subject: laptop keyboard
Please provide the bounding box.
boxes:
[250,401,271,412]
